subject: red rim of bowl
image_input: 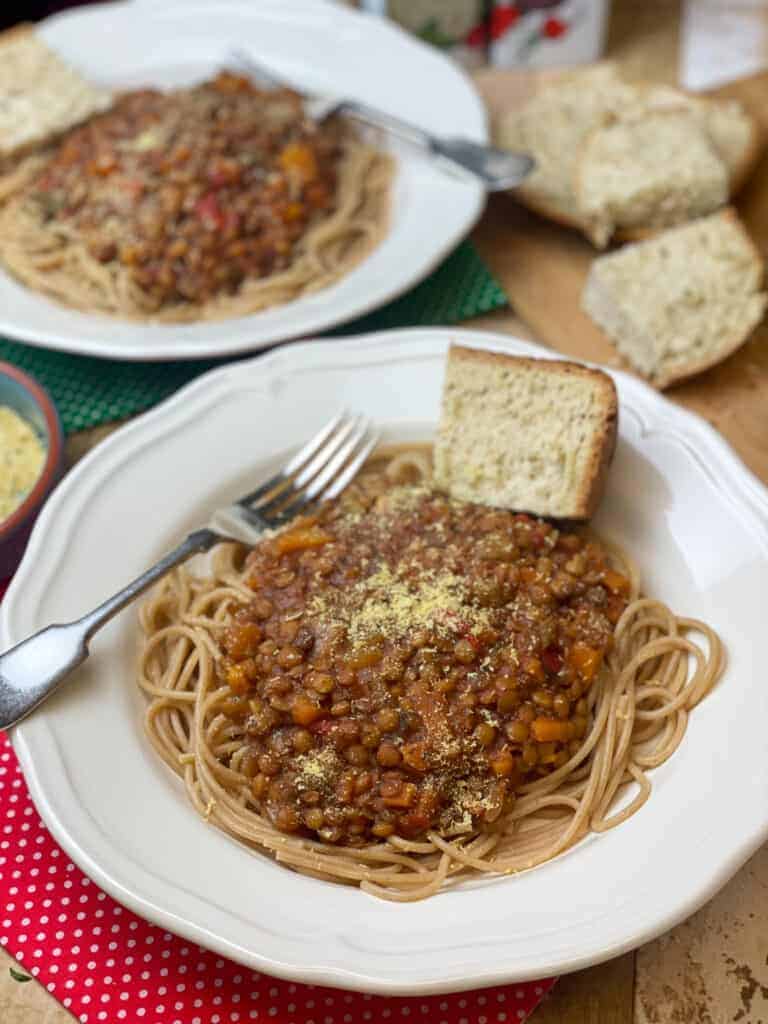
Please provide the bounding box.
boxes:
[0,361,63,542]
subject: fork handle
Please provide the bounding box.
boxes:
[338,101,532,190]
[0,528,221,731]
[340,100,431,148]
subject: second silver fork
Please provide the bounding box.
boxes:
[0,412,378,731]
[228,50,534,192]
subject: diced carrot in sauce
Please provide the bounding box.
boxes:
[490,751,515,777]
[291,695,323,726]
[90,152,117,176]
[278,143,318,184]
[348,646,383,670]
[274,525,332,554]
[226,623,262,659]
[531,718,571,743]
[603,569,631,597]
[570,642,603,682]
[281,201,305,223]
[382,782,417,809]
[521,655,545,683]
[226,663,250,695]
[401,742,428,773]
[213,72,252,94]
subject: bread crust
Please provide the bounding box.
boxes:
[0,22,35,48]
[445,345,618,519]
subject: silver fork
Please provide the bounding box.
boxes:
[228,50,534,193]
[0,412,378,731]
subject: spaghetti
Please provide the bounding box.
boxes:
[138,451,723,901]
[0,75,392,322]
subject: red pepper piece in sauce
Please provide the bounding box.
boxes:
[308,717,333,735]
[398,812,431,837]
[463,633,482,653]
[529,527,547,550]
[541,646,563,675]
[195,192,225,230]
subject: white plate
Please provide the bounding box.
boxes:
[6,328,768,994]
[0,1,485,361]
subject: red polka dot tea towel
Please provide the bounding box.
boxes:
[0,732,555,1024]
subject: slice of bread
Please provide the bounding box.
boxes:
[433,346,618,521]
[495,64,634,231]
[582,209,767,389]
[639,85,760,193]
[495,64,761,242]
[0,26,111,164]
[577,109,729,247]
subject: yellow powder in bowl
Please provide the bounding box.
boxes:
[0,406,46,522]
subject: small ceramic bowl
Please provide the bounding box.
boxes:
[0,363,64,578]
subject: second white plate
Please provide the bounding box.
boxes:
[0,0,485,360]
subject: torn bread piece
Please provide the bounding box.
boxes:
[495,64,634,231]
[582,209,767,388]
[0,26,111,165]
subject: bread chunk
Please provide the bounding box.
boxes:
[0,27,111,164]
[434,346,618,521]
[577,110,728,247]
[582,209,767,387]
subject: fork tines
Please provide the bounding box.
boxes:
[238,412,379,526]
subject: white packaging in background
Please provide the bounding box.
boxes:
[488,1,609,67]
[358,1,490,68]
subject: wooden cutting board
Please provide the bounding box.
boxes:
[472,68,768,486]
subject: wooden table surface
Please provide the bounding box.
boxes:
[4,2,768,1022]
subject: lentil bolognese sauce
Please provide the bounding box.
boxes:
[0,73,391,320]
[139,448,722,900]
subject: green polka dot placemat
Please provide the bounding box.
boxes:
[0,241,507,434]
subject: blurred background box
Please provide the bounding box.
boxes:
[359,1,489,68]
[488,1,610,67]
[358,0,610,67]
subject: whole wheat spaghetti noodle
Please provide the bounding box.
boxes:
[138,451,723,902]
[0,75,392,322]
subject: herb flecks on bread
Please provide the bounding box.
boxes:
[0,27,111,164]
[434,346,618,521]
[582,209,767,389]
[578,110,729,248]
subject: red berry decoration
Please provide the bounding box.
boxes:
[490,4,521,40]
[542,15,568,38]
[465,21,487,47]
